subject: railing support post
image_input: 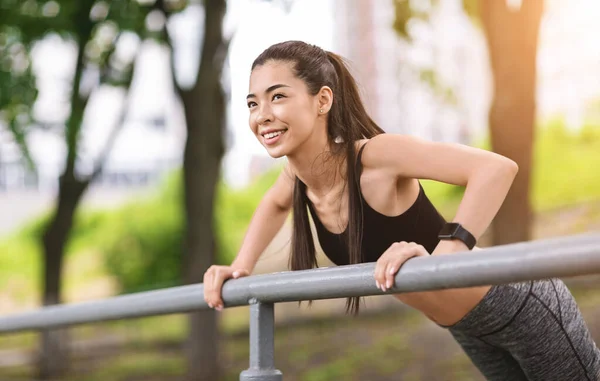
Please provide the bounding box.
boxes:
[239,301,282,381]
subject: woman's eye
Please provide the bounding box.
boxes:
[272,93,285,101]
[247,101,257,108]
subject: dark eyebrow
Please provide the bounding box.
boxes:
[246,84,291,100]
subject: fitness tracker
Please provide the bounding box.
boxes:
[438,223,476,250]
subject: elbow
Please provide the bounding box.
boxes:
[475,156,518,182]
[503,158,519,178]
[468,156,518,187]
[505,158,519,178]
[493,157,519,182]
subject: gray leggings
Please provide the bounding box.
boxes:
[443,279,600,381]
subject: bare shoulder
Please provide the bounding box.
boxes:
[353,138,370,152]
[356,134,416,177]
[356,133,516,187]
[354,135,421,215]
[360,134,416,163]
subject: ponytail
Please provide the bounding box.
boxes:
[290,178,318,274]
[325,51,385,143]
[325,51,385,315]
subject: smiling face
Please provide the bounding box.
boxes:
[247,60,330,159]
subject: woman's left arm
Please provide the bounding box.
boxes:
[363,134,519,255]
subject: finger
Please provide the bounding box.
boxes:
[203,266,213,282]
[384,244,423,290]
[377,256,393,291]
[210,267,232,308]
[203,269,215,308]
[205,267,220,307]
[211,271,228,308]
[385,260,400,290]
[385,252,408,290]
[379,242,406,291]
[374,257,388,291]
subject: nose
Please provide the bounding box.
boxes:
[256,104,273,125]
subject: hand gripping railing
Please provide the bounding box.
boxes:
[1,234,600,380]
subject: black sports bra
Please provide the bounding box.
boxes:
[305,142,447,265]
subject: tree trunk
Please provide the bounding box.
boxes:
[179,0,227,379]
[36,4,96,375]
[39,174,89,379]
[480,0,544,245]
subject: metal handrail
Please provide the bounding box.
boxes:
[1,233,600,380]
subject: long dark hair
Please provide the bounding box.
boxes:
[252,41,385,314]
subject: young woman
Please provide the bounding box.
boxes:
[203,40,600,380]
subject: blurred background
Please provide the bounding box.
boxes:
[0,0,599,380]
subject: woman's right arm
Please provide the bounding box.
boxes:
[203,166,294,310]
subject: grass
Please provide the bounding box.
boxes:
[77,351,185,381]
[0,281,599,381]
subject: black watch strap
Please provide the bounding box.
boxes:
[438,223,476,250]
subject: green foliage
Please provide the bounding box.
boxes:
[100,199,185,293]
[0,24,38,168]
[81,166,281,294]
[0,236,40,295]
[532,119,600,210]
[214,165,282,265]
[73,173,186,294]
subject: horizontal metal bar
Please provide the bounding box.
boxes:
[1,233,599,333]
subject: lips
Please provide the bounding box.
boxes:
[261,129,287,146]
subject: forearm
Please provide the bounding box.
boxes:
[231,197,291,272]
[433,159,518,255]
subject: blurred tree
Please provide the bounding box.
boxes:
[156,1,289,379]
[156,0,227,378]
[0,0,151,377]
[178,0,227,377]
[393,0,544,245]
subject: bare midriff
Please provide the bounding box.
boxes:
[394,285,492,326]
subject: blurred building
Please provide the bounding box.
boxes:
[537,0,600,129]
[332,0,491,144]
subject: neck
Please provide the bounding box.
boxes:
[287,132,345,196]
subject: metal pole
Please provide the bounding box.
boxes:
[0,234,599,333]
[240,301,282,381]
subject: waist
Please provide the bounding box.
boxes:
[393,284,494,326]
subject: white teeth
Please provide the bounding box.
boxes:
[264,130,285,139]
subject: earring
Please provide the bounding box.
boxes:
[334,136,344,144]
[319,109,324,113]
